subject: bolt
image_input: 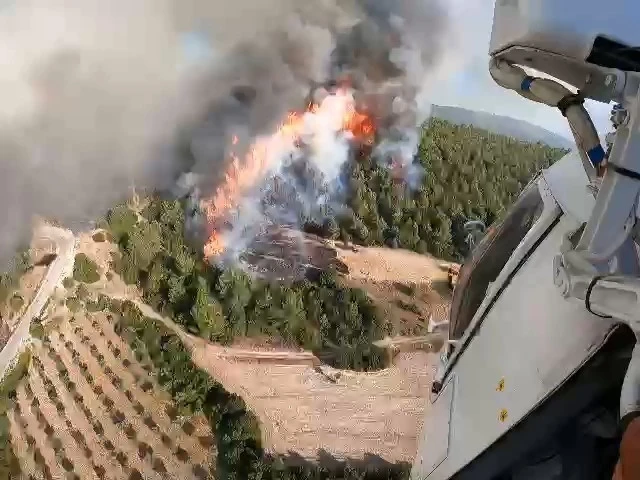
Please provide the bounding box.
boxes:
[499,409,508,422]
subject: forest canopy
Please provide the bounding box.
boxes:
[333,118,567,260]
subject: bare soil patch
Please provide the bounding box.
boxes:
[332,243,453,335]
[190,339,438,464]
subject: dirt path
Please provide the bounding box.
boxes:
[116,296,438,463]
[0,225,75,381]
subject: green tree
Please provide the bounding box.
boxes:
[73,254,100,284]
[128,221,163,271]
[191,277,225,340]
[107,204,138,245]
[216,270,252,338]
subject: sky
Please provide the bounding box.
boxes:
[422,0,613,139]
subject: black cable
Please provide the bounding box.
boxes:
[585,275,612,318]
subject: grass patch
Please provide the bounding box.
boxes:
[73,254,100,284]
[30,319,45,340]
[66,297,82,313]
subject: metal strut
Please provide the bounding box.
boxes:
[490,57,640,423]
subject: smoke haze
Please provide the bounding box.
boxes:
[0,0,449,266]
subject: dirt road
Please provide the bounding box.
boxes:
[124,298,437,463]
[0,225,75,380]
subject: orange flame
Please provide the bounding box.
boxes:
[201,90,375,259]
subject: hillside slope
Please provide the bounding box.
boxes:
[431,104,574,149]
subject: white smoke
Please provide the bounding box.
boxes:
[0,0,450,267]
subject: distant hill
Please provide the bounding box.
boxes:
[431,105,574,149]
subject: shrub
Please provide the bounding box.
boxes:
[395,299,422,315]
[192,465,208,480]
[116,451,128,467]
[66,297,81,313]
[94,465,106,479]
[160,434,171,447]
[111,410,125,424]
[152,458,166,474]
[62,277,74,289]
[92,231,107,243]
[76,283,90,301]
[73,254,100,284]
[29,321,45,340]
[9,294,24,312]
[182,421,195,435]
[142,416,157,431]
[92,422,104,435]
[125,424,137,440]
[176,447,189,462]
[137,442,152,460]
[128,469,143,480]
[61,458,73,472]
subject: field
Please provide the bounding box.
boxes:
[7,309,215,479]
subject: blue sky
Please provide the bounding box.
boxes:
[421,0,612,139]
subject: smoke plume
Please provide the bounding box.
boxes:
[0,0,449,267]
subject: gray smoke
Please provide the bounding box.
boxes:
[0,0,449,266]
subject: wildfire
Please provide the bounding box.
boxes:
[201,89,375,259]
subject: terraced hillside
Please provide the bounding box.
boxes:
[8,309,215,480]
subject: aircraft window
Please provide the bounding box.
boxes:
[449,180,545,340]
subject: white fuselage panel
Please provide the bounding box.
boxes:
[412,154,616,479]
